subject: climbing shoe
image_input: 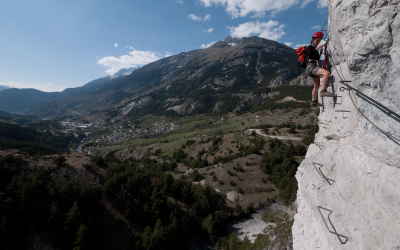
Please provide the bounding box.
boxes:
[311,100,323,106]
[320,89,335,97]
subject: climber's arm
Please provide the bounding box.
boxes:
[316,43,326,51]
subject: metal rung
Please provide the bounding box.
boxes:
[315,144,324,150]
[339,80,352,82]
[314,142,324,147]
[335,110,351,113]
[321,22,328,32]
[312,162,334,185]
[317,206,349,244]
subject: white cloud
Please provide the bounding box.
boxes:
[284,42,293,47]
[294,40,325,49]
[204,28,214,33]
[311,25,321,29]
[228,20,285,41]
[318,0,328,8]
[0,81,65,92]
[188,14,202,21]
[114,43,118,48]
[250,12,266,18]
[176,0,183,4]
[165,52,173,57]
[203,14,211,21]
[294,43,307,49]
[198,0,300,18]
[126,45,135,50]
[98,50,160,75]
[201,41,216,48]
[300,0,315,8]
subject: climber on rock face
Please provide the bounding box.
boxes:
[306,31,334,106]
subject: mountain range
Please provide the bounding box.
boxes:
[3,36,312,120]
[0,85,10,92]
[0,67,137,114]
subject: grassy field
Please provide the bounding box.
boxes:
[233,133,246,143]
[96,108,318,156]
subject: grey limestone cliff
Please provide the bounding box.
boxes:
[293,1,400,249]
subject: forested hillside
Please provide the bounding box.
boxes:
[0,155,228,249]
[0,122,73,155]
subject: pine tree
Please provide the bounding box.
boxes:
[65,201,81,226]
[202,214,214,235]
[289,124,296,133]
[73,223,89,250]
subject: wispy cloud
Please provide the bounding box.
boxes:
[201,41,216,48]
[294,44,307,49]
[189,14,211,21]
[125,45,135,50]
[0,81,65,92]
[98,50,160,75]
[300,0,315,8]
[229,20,285,41]
[318,0,328,8]
[204,28,214,34]
[284,42,293,47]
[250,12,266,18]
[311,25,321,29]
[176,0,183,4]
[188,14,202,21]
[203,14,211,21]
[198,0,299,18]
[114,43,118,48]
[165,52,173,57]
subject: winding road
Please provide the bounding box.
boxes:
[246,129,303,141]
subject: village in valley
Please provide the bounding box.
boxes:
[60,118,184,151]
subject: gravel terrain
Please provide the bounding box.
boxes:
[224,201,290,243]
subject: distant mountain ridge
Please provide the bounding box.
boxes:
[0,85,10,92]
[0,67,137,114]
[24,36,311,119]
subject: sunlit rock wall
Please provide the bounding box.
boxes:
[293,1,400,249]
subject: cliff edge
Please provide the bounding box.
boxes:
[293,1,400,249]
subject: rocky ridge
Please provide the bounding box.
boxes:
[24,36,302,119]
[293,1,400,249]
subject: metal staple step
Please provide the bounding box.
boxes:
[312,162,334,185]
[317,206,349,244]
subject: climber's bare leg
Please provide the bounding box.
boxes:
[312,77,319,100]
[315,68,330,90]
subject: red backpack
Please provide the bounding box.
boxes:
[296,46,308,70]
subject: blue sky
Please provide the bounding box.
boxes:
[0,0,328,92]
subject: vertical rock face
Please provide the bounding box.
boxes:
[293,1,400,249]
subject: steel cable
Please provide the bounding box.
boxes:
[326,52,400,143]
